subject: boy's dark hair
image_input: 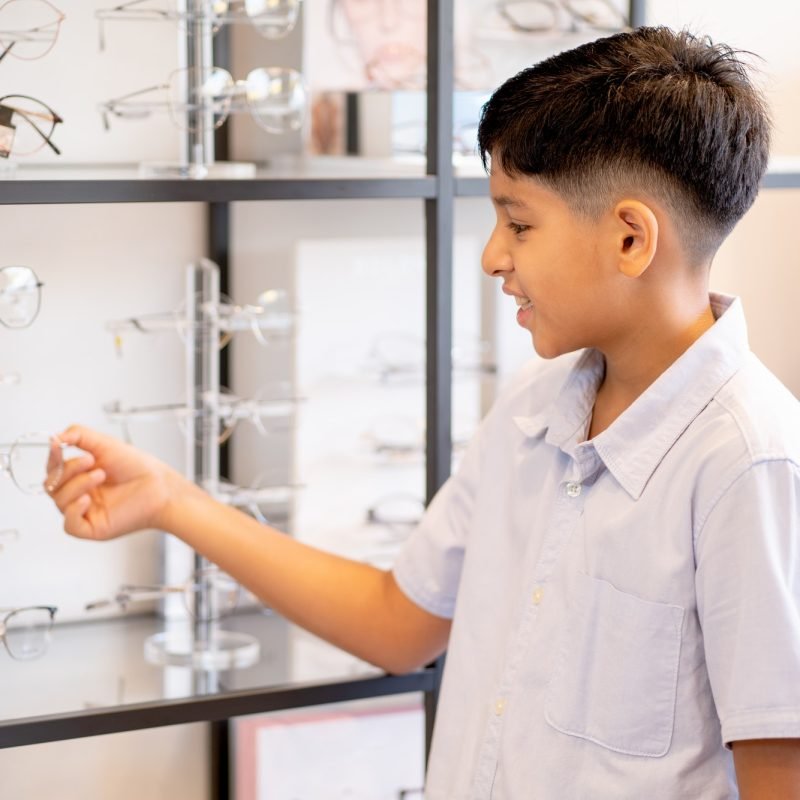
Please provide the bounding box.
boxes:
[477,26,771,261]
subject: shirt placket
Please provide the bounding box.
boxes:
[471,452,592,799]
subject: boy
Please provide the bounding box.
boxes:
[48,27,800,799]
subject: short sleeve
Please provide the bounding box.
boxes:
[695,458,800,745]
[391,420,485,619]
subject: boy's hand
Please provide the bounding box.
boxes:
[46,425,189,541]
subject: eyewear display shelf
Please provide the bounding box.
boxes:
[0,609,436,748]
[0,1,457,798]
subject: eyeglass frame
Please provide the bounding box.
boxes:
[85,568,240,622]
[0,0,65,63]
[0,605,57,660]
[495,0,629,35]
[98,65,305,134]
[0,94,62,156]
[95,0,300,51]
[0,264,45,328]
[0,431,65,494]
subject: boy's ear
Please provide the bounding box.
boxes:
[611,199,658,278]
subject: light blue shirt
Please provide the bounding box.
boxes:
[393,294,800,799]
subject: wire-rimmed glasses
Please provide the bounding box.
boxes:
[1,431,64,494]
[0,0,64,62]
[96,0,300,51]
[495,0,627,35]
[0,605,57,660]
[0,265,44,328]
[104,384,299,445]
[106,288,293,356]
[0,94,62,157]
[86,568,241,622]
[99,65,306,136]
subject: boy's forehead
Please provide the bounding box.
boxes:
[489,168,554,209]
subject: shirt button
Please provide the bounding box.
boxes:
[494,698,506,716]
[532,587,544,605]
[565,482,582,498]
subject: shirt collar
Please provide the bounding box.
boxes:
[513,293,750,499]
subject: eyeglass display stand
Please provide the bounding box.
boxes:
[145,259,261,670]
[139,0,256,180]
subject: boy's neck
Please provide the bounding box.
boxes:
[587,297,717,440]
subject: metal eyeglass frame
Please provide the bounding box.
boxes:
[0,605,57,660]
[95,0,300,51]
[98,66,305,135]
[85,568,241,622]
[0,94,62,156]
[0,431,64,494]
[496,0,628,35]
[0,265,45,328]
[0,0,65,63]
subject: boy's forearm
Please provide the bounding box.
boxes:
[158,479,445,673]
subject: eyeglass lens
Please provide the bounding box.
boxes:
[0,265,42,328]
[241,0,300,39]
[3,432,61,494]
[2,607,54,660]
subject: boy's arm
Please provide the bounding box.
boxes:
[733,739,800,799]
[49,426,451,674]
[161,486,452,674]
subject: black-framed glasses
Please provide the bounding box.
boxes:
[0,605,57,660]
[0,0,64,62]
[0,265,44,328]
[0,94,62,157]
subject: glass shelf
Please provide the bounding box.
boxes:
[0,157,438,205]
[0,610,433,749]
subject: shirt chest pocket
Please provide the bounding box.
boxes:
[544,572,685,758]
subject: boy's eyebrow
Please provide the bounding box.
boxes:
[492,194,529,209]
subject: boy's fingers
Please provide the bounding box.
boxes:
[51,469,106,512]
[63,494,94,539]
[45,454,95,495]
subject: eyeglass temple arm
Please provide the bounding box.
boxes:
[0,41,13,63]
[100,83,168,129]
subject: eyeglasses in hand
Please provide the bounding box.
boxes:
[0,265,44,328]
[96,0,300,50]
[1,431,64,494]
[0,94,62,157]
[0,605,57,660]
[0,0,64,62]
[99,65,306,136]
[86,568,241,622]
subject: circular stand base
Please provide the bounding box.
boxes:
[144,629,261,670]
[138,161,257,179]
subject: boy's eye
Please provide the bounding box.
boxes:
[506,221,530,236]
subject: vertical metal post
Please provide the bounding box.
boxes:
[424,0,454,766]
[629,0,647,27]
[177,0,215,170]
[425,0,454,504]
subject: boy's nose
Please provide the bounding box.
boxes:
[481,228,513,278]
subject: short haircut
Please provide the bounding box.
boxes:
[477,26,771,262]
